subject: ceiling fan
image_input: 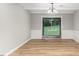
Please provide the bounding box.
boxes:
[48,3,58,13]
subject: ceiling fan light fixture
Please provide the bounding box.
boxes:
[53,9,58,13]
[48,9,51,13]
[48,3,58,14]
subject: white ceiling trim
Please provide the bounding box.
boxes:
[20,3,79,14]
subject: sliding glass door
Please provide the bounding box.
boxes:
[43,18,61,38]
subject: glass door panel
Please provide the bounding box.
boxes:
[43,18,61,38]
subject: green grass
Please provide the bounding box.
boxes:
[44,25,60,36]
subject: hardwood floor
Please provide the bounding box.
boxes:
[10,39,79,56]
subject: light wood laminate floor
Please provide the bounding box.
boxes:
[10,39,79,56]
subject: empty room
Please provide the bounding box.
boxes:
[0,3,79,56]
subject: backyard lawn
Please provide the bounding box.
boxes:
[44,25,60,36]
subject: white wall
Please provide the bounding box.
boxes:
[31,13,74,39]
[74,10,79,42]
[0,3,31,55]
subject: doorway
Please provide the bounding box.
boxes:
[42,18,61,38]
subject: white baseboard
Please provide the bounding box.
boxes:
[4,38,31,56]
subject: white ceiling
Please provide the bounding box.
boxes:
[20,3,79,14]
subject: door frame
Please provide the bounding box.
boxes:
[41,16,62,38]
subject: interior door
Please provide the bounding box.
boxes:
[43,18,61,38]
